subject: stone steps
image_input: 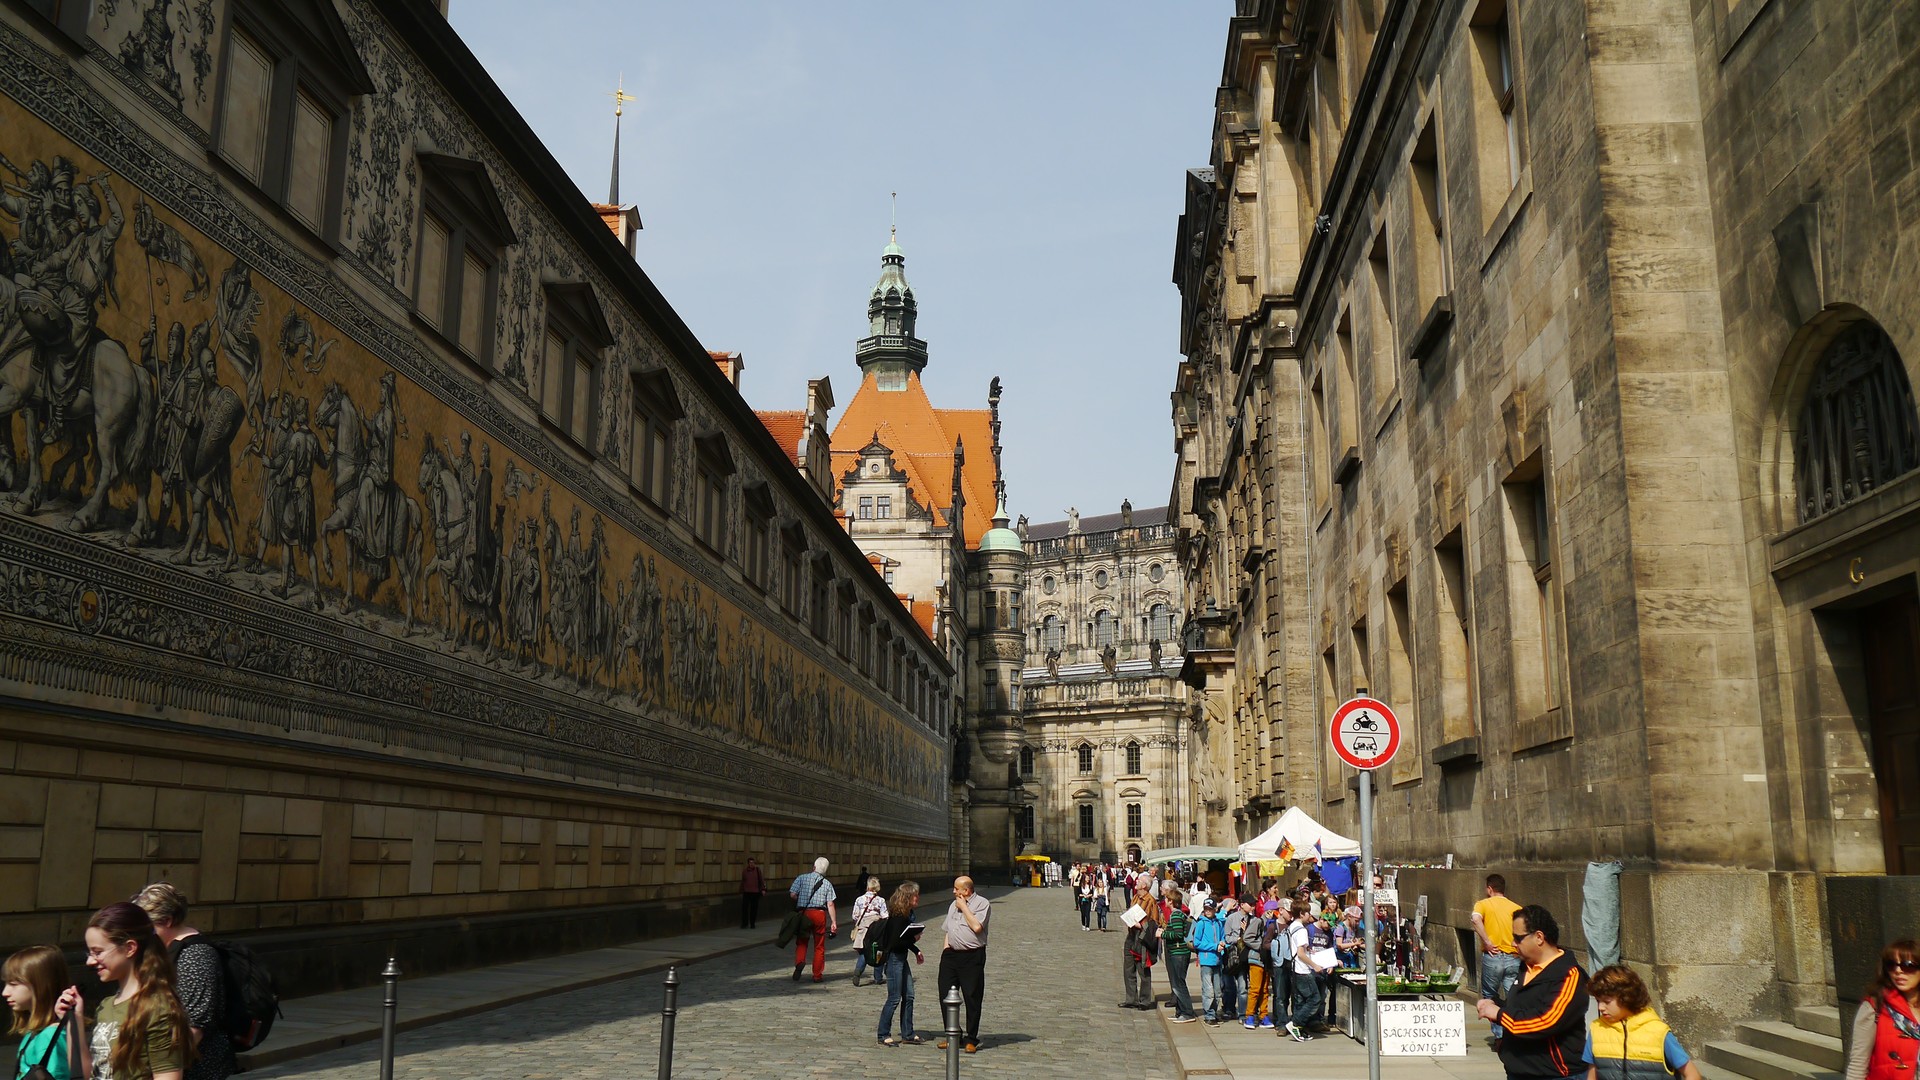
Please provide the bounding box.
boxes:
[1794,1006,1843,1040]
[1704,1031,1842,1080]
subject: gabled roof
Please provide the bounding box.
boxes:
[754,410,807,467]
[829,371,999,546]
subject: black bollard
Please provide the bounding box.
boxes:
[943,985,964,1079]
[378,956,401,1080]
[658,966,680,1080]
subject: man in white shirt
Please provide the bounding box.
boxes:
[1285,906,1331,1042]
[1187,878,1213,915]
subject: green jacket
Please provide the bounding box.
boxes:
[1165,908,1193,959]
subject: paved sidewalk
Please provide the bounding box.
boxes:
[247,885,1172,1079]
[240,891,952,1071]
[1154,994,1509,1080]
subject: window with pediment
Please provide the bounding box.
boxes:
[1795,322,1919,523]
[216,0,371,238]
[412,154,516,367]
[541,282,612,450]
[628,369,682,509]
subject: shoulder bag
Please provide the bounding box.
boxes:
[21,1010,81,1080]
[776,876,827,949]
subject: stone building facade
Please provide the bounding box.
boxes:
[1017,506,1190,863]
[1174,0,1920,1042]
[0,0,955,990]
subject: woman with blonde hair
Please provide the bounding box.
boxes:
[58,902,193,1080]
[1121,888,1164,1009]
[849,877,888,987]
[131,883,234,1080]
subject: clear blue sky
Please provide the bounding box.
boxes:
[450,2,1226,526]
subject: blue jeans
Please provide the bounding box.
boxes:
[1167,953,1196,1019]
[878,953,915,1038]
[1200,964,1222,1020]
[1218,964,1242,1019]
[1481,952,1521,1037]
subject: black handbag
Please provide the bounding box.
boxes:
[776,877,827,948]
[22,1011,80,1080]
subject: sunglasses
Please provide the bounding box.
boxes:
[1889,960,1920,973]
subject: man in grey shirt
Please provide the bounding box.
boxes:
[1220,895,1251,1022]
[937,876,990,1053]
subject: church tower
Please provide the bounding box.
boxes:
[854,228,929,390]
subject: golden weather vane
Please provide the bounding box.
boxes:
[611,75,636,117]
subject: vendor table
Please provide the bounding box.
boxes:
[1334,975,1462,1041]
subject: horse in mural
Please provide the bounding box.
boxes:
[0,289,157,541]
[315,380,421,626]
[418,436,503,650]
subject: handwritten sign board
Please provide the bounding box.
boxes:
[1377,999,1466,1057]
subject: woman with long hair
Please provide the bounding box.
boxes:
[1847,940,1920,1080]
[58,902,192,1080]
[6,944,77,1079]
[873,881,926,1047]
[1121,888,1165,1009]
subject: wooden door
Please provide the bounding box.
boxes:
[1865,591,1920,874]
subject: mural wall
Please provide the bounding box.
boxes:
[0,7,946,842]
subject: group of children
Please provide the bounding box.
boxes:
[5,887,223,1080]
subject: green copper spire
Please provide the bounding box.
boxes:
[856,204,928,386]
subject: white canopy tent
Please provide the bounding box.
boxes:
[1237,806,1361,862]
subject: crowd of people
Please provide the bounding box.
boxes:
[1052,861,1920,1080]
[4,883,237,1080]
[763,858,992,1055]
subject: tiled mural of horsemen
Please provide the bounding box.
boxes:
[314,375,422,623]
[541,492,620,684]
[147,316,242,566]
[0,83,947,811]
[0,158,157,539]
[420,430,504,650]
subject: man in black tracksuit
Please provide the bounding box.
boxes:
[1478,905,1589,1080]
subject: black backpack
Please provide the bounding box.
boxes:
[172,936,282,1051]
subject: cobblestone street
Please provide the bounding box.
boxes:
[249,886,1175,1080]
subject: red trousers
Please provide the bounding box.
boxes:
[794,908,829,979]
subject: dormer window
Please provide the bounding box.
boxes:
[215,1,370,239]
[540,282,613,450]
[413,153,516,367]
[628,368,683,509]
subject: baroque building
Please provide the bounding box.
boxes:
[0,0,956,987]
[1175,0,1920,1046]
[1017,504,1190,863]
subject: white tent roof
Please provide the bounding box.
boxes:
[1238,806,1361,861]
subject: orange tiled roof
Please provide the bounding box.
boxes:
[904,597,938,638]
[754,410,807,467]
[828,371,999,547]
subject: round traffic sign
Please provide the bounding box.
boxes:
[1329,696,1400,770]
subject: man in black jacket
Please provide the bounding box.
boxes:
[1476,904,1588,1080]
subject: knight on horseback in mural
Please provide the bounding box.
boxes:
[0,150,156,539]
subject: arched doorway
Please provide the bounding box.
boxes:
[1781,317,1920,872]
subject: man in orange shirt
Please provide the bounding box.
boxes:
[1472,873,1524,1046]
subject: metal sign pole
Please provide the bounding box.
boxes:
[1361,767,1379,1080]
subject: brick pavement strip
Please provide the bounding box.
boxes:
[247,886,1177,1080]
